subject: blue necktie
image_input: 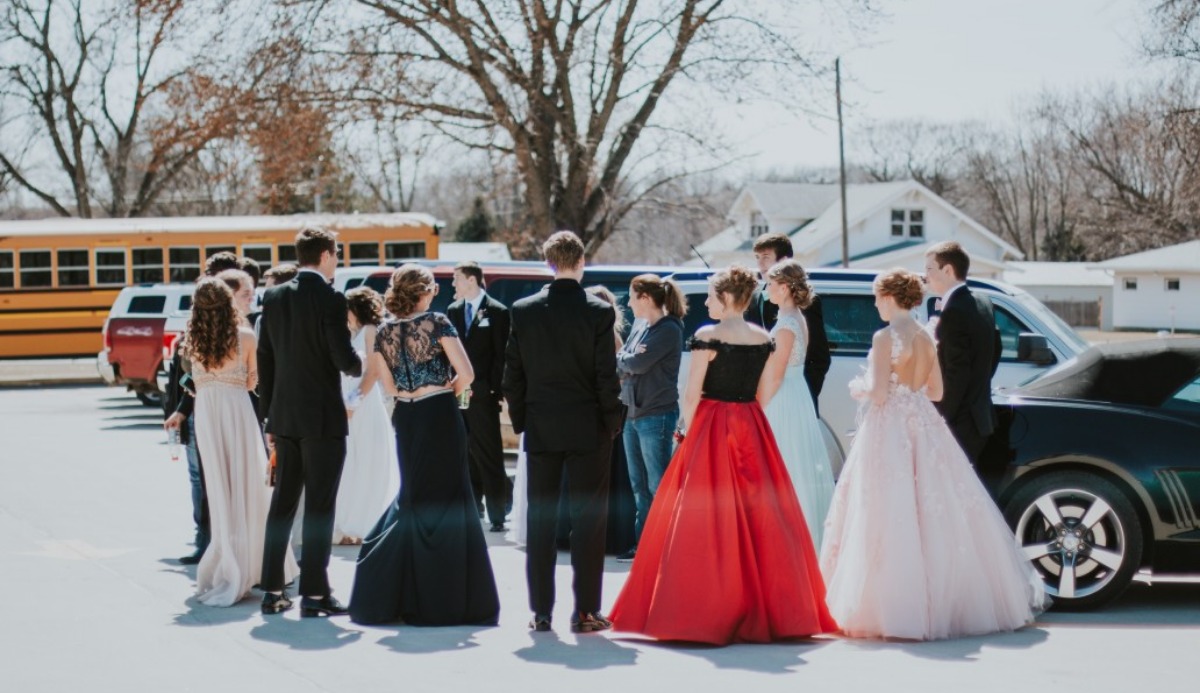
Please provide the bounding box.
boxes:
[465,302,474,336]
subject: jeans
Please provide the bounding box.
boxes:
[622,407,678,544]
[185,417,209,551]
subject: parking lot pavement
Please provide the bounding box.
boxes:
[3,385,1199,692]
[0,357,102,386]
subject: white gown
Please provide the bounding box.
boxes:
[820,327,1046,640]
[333,327,401,542]
[764,313,835,549]
[193,334,298,606]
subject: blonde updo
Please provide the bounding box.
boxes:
[384,264,436,317]
[710,264,758,311]
[874,268,925,310]
[766,259,814,310]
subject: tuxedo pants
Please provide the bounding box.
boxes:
[463,393,508,526]
[261,435,346,596]
[949,417,989,468]
[525,444,612,615]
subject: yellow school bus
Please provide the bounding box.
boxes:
[0,213,440,358]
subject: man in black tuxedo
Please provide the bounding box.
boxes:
[257,226,362,617]
[745,233,831,413]
[924,241,1002,467]
[504,231,623,634]
[447,261,512,533]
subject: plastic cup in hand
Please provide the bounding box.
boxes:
[167,428,182,462]
[456,390,472,409]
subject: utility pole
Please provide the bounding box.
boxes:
[836,58,849,268]
[313,155,325,214]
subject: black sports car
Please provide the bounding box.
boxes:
[982,338,1200,610]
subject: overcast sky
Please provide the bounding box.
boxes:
[715,0,1166,173]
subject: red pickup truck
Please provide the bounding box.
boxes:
[99,284,194,406]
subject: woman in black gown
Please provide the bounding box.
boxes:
[348,264,500,626]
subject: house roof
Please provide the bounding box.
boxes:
[737,182,842,221]
[1093,240,1200,273]
[1003,261,1113,287]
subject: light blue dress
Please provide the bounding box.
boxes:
[763,313,835,549]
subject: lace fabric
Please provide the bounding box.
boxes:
[376,312,458,392]
[193,337,254,391]
[769,313,807,368]
[689,337,774,403]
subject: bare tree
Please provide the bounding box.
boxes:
[1145,0,1200,63]
[855,119,979,198]
[297,0,857,257]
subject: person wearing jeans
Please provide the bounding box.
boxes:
[616,274,687,562]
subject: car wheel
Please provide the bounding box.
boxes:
[1003,471,1143,611]
[136,389,164,408]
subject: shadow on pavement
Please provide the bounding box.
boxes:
[515,631,638,669]
[250,615,364,650]
[376,625,492,654]
[1039,583,1200,628]
[843,626,1049,661]
[173,596,262,628]
[619,637,829,673]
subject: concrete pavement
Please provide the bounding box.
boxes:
[2,384,1198,692]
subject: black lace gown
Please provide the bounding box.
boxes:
[348,312,500,626]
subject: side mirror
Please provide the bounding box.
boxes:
[1017,333,1055,366]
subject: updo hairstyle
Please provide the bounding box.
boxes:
[346,286,385,326]
[384,264,436,317]
[765,260,814,310]
[874,268,925,310]
[709,264,758,311]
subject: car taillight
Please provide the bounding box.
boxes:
[163,332,181,361]
[102,321,112,351]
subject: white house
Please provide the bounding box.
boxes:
[1093,240,1200,332]
[692,180,1024,277]
[1002,262,1114,329]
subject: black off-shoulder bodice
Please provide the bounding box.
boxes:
[689,337,775,403]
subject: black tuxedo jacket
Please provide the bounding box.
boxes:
[446,293,510,398]
[746,287,832,398]
[257,272,361,438]
[503,279,623,453]
[934,285,1000,439]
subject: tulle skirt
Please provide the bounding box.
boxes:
[334,386,400,541]
[763,367,835,550]
[820,387,1046,640]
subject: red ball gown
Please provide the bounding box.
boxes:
[610,338,837,645]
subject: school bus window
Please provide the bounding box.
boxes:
[95,248,127,286]
[0,250,14,289]
[278,245,297,263]
[385,241,425,261]
[169,247,201,282]
[132,248,164,284]
[57,249,90,287]
[206,246,235,259]
[20,250,52,288]
[242,244,272,269]
[349,242,380,266]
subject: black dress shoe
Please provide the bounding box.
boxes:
[489,523,506,533]
[570,612,612,633]
[261,592,293,615]
[178,549,204,565]
[301,595,349,618]
[529,614,552,632]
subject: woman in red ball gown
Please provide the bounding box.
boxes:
[609,265,837,645]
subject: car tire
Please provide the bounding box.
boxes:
[1003,471,1143,611]
[136,389,164,408]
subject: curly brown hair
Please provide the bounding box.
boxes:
[186,278,240,370]
[874,268,925,310]
[346,286,385,326]
[710,264,758,311]
[384,264,436,317]
[765,259,814,310]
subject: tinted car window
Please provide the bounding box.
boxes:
[1165,375,1200,413]
[487,278,548,308]
[994,306,1032,361]
[127,295,167,314]
[179,295,192,311]
[822,294,884,355]
[681,293,713,348]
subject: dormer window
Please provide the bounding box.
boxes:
[890,209,924,238]
[750,211,768,238]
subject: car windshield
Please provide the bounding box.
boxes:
[1015,292,1090,354]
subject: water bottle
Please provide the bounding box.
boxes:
[167,427,182,462]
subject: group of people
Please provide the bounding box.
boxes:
[162,224,1045,644]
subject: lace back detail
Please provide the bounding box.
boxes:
[377,312,458,391]
[770,314,807,368]
[194,339,249,390]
